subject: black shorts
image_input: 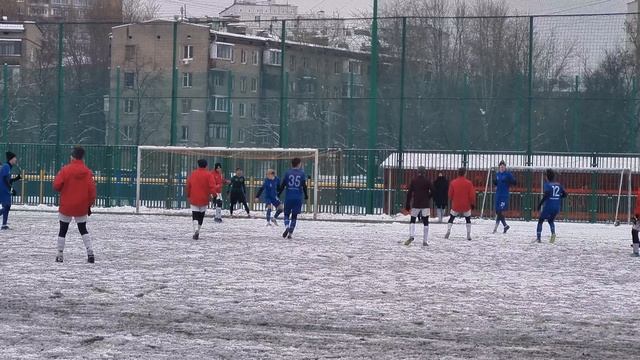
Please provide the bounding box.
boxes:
[230,192,247,205]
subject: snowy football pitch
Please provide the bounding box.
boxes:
[2,211,640,359]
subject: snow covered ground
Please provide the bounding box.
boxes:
[1,211,640,359]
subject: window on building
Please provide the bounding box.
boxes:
[289,81,296,93]
[183,45,194,60]
[251,78,258,92]
[182,72,193,88]
[264,49,281,66]
[0,40,21,57]
[125,45,136,61]
[334,61,342,74]
[124,99,134,114]
[250,103,257,119]
[240,49,247,64]
[303,57,308,69]
[348,61,361,74]
[289,55,296,72]
[239,78,247,93]
[213,72,224,87]
[238,128,246,143]
[210,125,228,139]
[124,72,135,88]
[213,96,228,112]
[208,123,214,139]
[122,125,133,141]
[181,98,192,114]
[213,43,234,60]
[239,103,246,118]
[255,16,261,22]
[252,51,259,65]
[181,126,189,141]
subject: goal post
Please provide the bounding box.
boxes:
[136,146,320,219]
[480,166,633,224]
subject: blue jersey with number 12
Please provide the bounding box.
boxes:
[282,168,306,201]
[542,181,565,213]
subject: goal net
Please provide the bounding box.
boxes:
[136,146,320,219]
[480,166,633,224]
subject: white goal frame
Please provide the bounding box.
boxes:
[136,146,320,219]
[480,166,633,224]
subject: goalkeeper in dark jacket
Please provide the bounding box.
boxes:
[404,166,434,246]
[229,168,250,217]
[0,152,21,230]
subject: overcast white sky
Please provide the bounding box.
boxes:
[159,0,630,19]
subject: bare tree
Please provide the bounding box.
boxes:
[122,0,161,23]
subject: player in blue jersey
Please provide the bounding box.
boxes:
[493,160,516,234]
[536,169,567,243]
[278,158,308,239]
[255,169,283,226]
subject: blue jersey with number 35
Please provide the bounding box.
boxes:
[283,168,306,201]
[542,181,565,213]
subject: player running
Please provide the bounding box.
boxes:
[279,158,308,239]
[229,168,250,217]
[493,160,516,234]
[404,166,434,246]
[53,147,97,263]
[187,159,216,240]
[445,167,476,241]
[255,169,283,226]
[536,169,567,244]
[631,187,640,256]
[211,163,225,223]
[0,151,21,230]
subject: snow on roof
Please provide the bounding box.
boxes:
[381,152,640,172]
[112,19,210,30]
[0,24,25,32]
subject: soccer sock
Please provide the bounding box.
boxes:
[536,219,544,239]
[266,208,272,222]
[501,216,507,227]
[447,222,453,232]
[229,204,234,216]
[197,212,204,229]
[409,216,416,238]
[2,204,10,225]
[284,213,291,228]
[549,220,556,235]
[57,236,65,253]
[422,216,429,243]
[632,229,639,244]
[243,202,250,214]
[437,208,443,222]
[447,215,455,224]
[77,222,93,256]
[274,208,283,219]
[290,214,298,232]
[215,206,222,219]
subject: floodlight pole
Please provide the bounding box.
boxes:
[366,0,379,214]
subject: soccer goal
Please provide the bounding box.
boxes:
[136,146,320,219]
[480,166,633,224]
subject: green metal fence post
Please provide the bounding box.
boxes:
[461,73,469,160]
[114,67,121,205]
[366,0,380,215]
[279,20,287,148]
[227,71,233,147]
[630,77,637,153]
[348,71,354,149]
[524,16,534,221]
[170,21,178,146]
[2,63,8,150]
[572,75,579,152]
[394,17,407,215]
[56,23,64,170]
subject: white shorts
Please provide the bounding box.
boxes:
[410,208,430,218]
[190,205,207,212]
[59,213,88,224]
[450,210,472,218]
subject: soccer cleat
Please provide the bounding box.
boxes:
[535,238,542,243]
[214,218,223,223]
[282,228,290,238]
[467,236,472,241]
[404,237,415,246]
[1,225,8,230]
[632,243,639,256]
[503,225,510,234]
[55,254,63,263]
[266,223,272,227]
[444,231,450,239]
[550,234,556,244]
[193,231,199,240]
[287,233,293,239]
[87,254,95,264]
[271,218,278,226]
[422,240,428,247]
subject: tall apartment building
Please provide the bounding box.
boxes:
[108,19,371,148]
[219,0,298,35]
[14,0,122,21]
[0,21,42,78]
